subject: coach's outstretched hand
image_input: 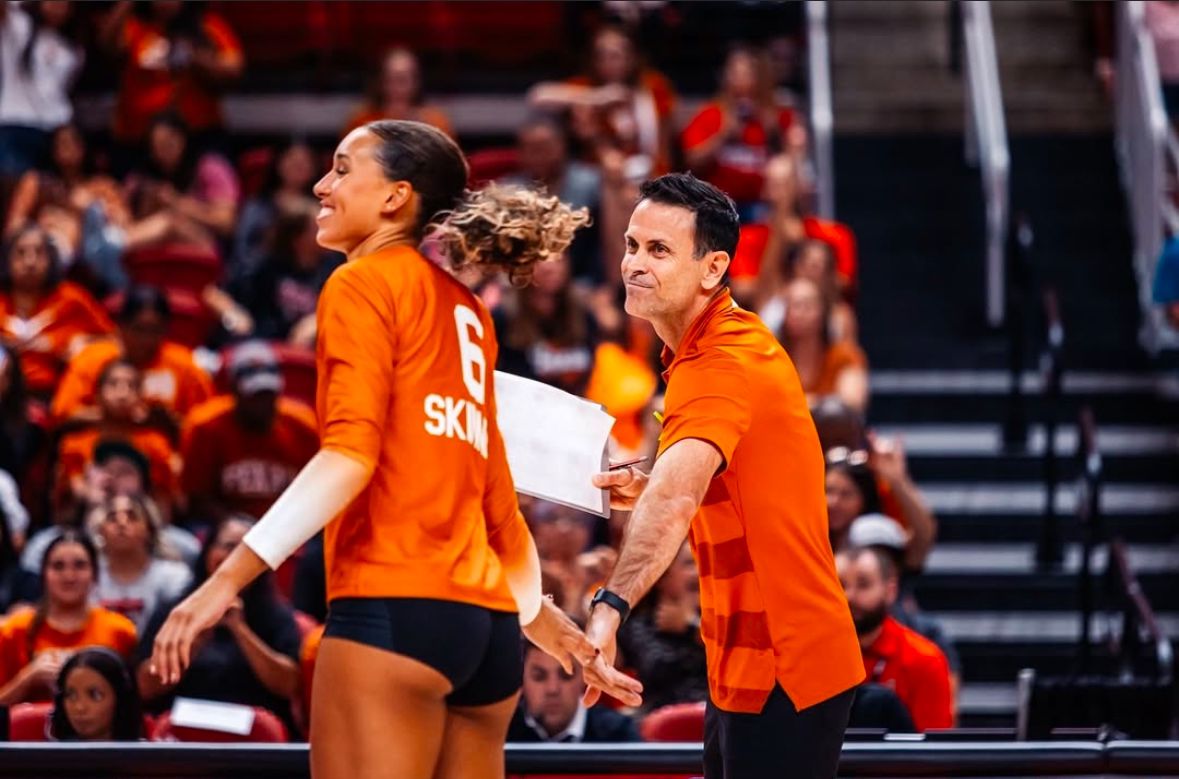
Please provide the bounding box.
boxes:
[592,464,649,511]
[523,598,643,707]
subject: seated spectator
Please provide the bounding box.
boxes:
[5,124,132,288]
[122,112,241,253]
[495,252,616,397]
[100,0,243,148]
[50,646,144,741]
[778,278,868,412]
[682,45,800,220]
[1,224,114,400]
[618,542,707,713]
[530,24,677,176]
[0,0,82,177]
[137,515,301,731]
[51,286,213,432]
[759,239,857,343]
[228,203,342,346]
[231,139,320,280]
[503,116,604,284]
[507,638,641,743]
[836,546,953,732]
[825,455,882,554]
[89,493,191,633]
[181,341,319,525]
[23,440,200,579]
[0,343,48,503]
[0,530,138,706]
[343,47,453,137]
[847,513,960,697]
[55,359,180,515]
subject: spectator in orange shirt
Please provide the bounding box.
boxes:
[343,48,453,139]
[52,286,213,433]
[682,45,802,218]
[0,530,138,705]
[55,358,180,516]
[836,546,953,732]
[530,24,677,177]
[778,277,868,412]
[99,0,243,147]
[181,340,319,524]
[1,225,114,400]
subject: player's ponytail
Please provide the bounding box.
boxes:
[427,183,591,286]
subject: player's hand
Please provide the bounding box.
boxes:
[592,465,649,511]
[581,604,623,707]
[523,599,642,707]
[150,577,238,685]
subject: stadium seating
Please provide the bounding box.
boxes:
[639,702,706,743]
[151,707,289,743]
[6,702,52,741]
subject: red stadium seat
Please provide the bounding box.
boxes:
[640,701,706,742]
[7,702,52,741]
[124,245,223,298]
[105,289,218,350]
[467,147,521,188]
[151,706,289,743]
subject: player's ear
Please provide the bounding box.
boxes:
[382,181,413,216]
[701,250,731,292]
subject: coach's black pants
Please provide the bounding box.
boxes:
[703,684,855,779]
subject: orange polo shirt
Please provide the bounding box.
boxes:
[0,283,114,396]
[657,288,864,713]
[51,338,213,424]
[862,616,953,731]
[315,246,524,611]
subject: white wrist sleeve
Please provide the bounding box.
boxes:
[243,449,371,570]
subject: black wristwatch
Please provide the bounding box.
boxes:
[590,588,631,625]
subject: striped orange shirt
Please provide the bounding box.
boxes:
[315,246,527,611]
[657,289,864,713]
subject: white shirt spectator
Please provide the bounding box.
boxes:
[0,1,81,128]
[94,557,192,633]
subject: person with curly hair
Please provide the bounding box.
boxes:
[148,120,640,779]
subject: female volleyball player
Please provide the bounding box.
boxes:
[149,120,642,778]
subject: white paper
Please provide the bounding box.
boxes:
[170,697,256,736]
[494,371,615,517]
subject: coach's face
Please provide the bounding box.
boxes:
[622,200,726,323]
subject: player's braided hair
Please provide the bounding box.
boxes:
[428,184,591,287]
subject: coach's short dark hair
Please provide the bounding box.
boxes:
[638,173,740,260]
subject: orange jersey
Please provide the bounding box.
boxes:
[56,427,179,502]
[657,289,864,713]
[0,607,138,702]
[51,338,214,424]
[180,395,319,519]
[315,246,527,611]
[0,283,114,396]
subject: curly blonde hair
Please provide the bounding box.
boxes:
[427,184,591,287]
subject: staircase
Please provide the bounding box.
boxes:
[831,1,1179,728]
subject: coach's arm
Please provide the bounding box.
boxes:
[582,438,720,705]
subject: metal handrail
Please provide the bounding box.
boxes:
[961,1,1010,327]
[1114,2,1176,352]
[806,0,835,219]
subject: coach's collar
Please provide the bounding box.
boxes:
[660,287,734,372]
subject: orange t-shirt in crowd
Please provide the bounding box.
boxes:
[657,288,864,713]
[0,607,138,702]
[113,12,243,143]
[55,427,179,502]
[806,341,868,397]
[681,102,796,205]
[51,338,213,424]
[0,283,114,396]
[180,395,319,520]
[726,219,858,288]
[862,616,953,731]
[315,246,527,611]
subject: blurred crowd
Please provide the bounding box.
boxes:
[0,0,956,745]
